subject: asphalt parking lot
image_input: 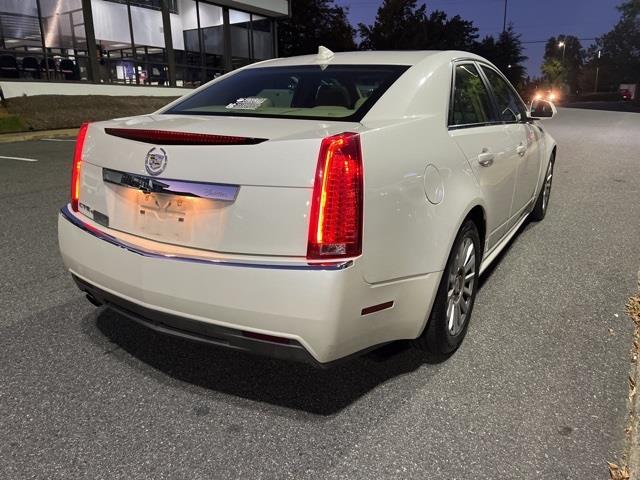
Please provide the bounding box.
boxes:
[1,108,639,479]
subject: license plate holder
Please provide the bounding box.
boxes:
[136,192,194,243]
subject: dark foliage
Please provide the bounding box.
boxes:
[473,26,527,87]
[358,0,478,51]
[543,35,584,94]
[585,0,640,90]
[358,1,526,84]
[277,0,356,56]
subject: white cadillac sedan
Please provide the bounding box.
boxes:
[58,49,557,366]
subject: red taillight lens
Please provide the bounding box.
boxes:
[307,132,363,260]
[71,122,90,212]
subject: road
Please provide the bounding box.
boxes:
[1,108,639,479]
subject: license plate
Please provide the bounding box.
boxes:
[136,192,195,243]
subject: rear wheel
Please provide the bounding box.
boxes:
[414,220,480,359]
[530,154,555,221]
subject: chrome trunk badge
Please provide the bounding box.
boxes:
[144,147,168,176]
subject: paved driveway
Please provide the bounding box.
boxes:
[1,108,639,479]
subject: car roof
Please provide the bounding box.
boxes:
[250,50,485,68]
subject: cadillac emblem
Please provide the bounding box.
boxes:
[144,147,168,176]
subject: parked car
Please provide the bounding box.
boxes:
[619,83,638,101]
[58,49,557,366]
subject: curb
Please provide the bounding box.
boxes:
[629,269,640,480]
[0,127,78,144]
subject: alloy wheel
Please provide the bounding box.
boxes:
[446,236,476,336]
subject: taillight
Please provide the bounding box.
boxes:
[307,132,363,260]
[71,122,90,212]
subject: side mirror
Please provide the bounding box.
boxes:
[529,99,557,119]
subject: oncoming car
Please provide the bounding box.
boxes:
[58,49,557,366]
[533,89,560,103]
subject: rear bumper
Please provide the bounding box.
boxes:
[59,206,440,364]
[73,274,322,365]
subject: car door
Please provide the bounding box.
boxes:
[448,62,520,251]
[480,65,542,218]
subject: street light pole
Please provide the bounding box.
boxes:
[502,0,508,33]
[558,41,566,63]
[594,50,601,93]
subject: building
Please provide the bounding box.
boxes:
[0,0,289,89]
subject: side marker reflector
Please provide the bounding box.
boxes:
[361,301,395,316]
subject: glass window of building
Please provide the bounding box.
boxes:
[172,0,202,87]
[0,1,44,79]
[40,0,89,81]
[251,15,273,61]
[130,3,167,85]
[197,1,224,80]
[229,9,251,69]
[0,0,285,84]
[92,0,136,83]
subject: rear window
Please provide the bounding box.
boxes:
[165,65,409,121]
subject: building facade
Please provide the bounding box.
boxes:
[0,0,289,88]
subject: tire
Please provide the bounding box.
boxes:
[414,220,481,360]
[530,154,555,221]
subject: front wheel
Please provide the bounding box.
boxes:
[414,220,481,360]
[530,155,555,221]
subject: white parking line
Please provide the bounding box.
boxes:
[40,138,75,142]
[0,155,38,162]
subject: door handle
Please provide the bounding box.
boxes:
[516,144,527,156]
[478,149,495,167]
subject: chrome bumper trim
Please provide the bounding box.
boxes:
[60,205,353,271]
[102,168,240,202]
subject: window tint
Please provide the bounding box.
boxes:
[165,65,408,121]
[481,66,527,122]
[449,64,495,126]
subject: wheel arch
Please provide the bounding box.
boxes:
[549,144,557,166]
[464,205,487,259]
[536,143,557,197]
[544,136,558,171]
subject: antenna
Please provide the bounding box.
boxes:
[317,46,335,62]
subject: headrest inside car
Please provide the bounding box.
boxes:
[316,85,350,108]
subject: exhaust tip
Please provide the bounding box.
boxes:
[85,292,103,307]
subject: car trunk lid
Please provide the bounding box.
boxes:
[77,114,362,257]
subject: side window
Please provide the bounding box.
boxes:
[481,66,527,122]
[449,64,495,127]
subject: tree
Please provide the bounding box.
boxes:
[357,2,526,85]
[473,25,527,87]
[358,0,477,51]
[585,0,640,90]
[277,0,356,57]
[358,0,428,50]
[543,35,583,94]
[422,10,479,51]
[541,58,566,87]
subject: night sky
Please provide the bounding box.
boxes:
[336,0,623,77]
